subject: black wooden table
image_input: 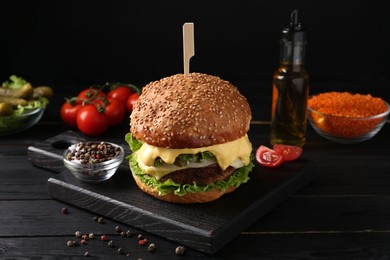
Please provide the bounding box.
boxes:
[1,80,390,259]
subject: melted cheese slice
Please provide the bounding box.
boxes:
[135,134,252,180]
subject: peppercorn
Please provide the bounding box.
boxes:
[175,246,186,255]
[138,239,146,246]
[62,207,69,214]
[108,240,114,248]
[101,235,108,241]
[93,216,99,222]
[84,251,90,257]
[88,233,94,239]
[137,234,144,240]
[81,239,87,245]
[98,217,104,224]
[120,231,126,237]
[115,225,122,233]
[67,240,74,247]
[81,234,88,241]
[125,230,132,237]
[147,243,156,253]
[118,247,125,255]
[75,231,81,238]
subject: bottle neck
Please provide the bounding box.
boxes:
[279,38,306,68]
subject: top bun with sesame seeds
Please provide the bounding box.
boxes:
[126,73,254,204]
[130,72,252,148]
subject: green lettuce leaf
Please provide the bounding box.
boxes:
[128,152,254,196]
[125,133,143,152]
[13,97,49,115]
[2,75,27,89]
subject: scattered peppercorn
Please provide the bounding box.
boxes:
[115,225,122,233]
[88,233,94,239]
[118,247,125,255]
[101,235,108,241]
[175,246,186,255]
[84,251,90,257]
[137,234,144,240]
[125,230,132,237]
[147,243,156,253]
[120,231,126,237]
[138,239,146,246]
[75,231,81,238]
[108,240,114,248]
[81,234,88,241]
[67,240,74,247]
[62,207,69,214]
[81,239,87,245]
[98,217,104,224]
[93,216,99,222]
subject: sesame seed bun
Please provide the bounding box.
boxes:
[130,72,252,148]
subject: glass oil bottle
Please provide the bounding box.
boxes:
[270,9,309,147]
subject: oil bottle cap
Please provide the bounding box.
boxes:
[281,9,306,43]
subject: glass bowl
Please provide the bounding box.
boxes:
[0,108,44,136]
[63,141,124,182]
[307,100,389,144]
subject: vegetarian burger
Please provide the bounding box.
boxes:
[125,73,253,203]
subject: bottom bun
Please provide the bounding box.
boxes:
[132,172,237,204]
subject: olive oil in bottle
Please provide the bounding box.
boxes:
[270,9,309,147]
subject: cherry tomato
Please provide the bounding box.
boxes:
[256,145,284,168]
[126,93,139,113]
[104,98,126,126]
[76,88,106,105]
[273,144,302,161]
[76,105,109,136]
[60,101,82,128]
[107,86,134,108]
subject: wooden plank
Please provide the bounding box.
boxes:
[0,236,205,258]
[3,195,390,237]
[250,195,390,232]
[46,158,315,254]
[2,230,390,258]
[0,157,52,200]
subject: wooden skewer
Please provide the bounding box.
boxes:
[182,22,195,77]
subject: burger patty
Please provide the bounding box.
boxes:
[159,163,236,185]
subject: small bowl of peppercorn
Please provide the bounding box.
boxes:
[63,141,124,182]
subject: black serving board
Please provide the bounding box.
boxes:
[28,131,316,254]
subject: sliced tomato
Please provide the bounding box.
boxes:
[273,144,302,161]
[256,145,284,168]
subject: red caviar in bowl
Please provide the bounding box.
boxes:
[307,92,389,139]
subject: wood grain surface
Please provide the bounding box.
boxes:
[28,130,315,254]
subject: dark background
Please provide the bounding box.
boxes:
[1,0,389,87]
